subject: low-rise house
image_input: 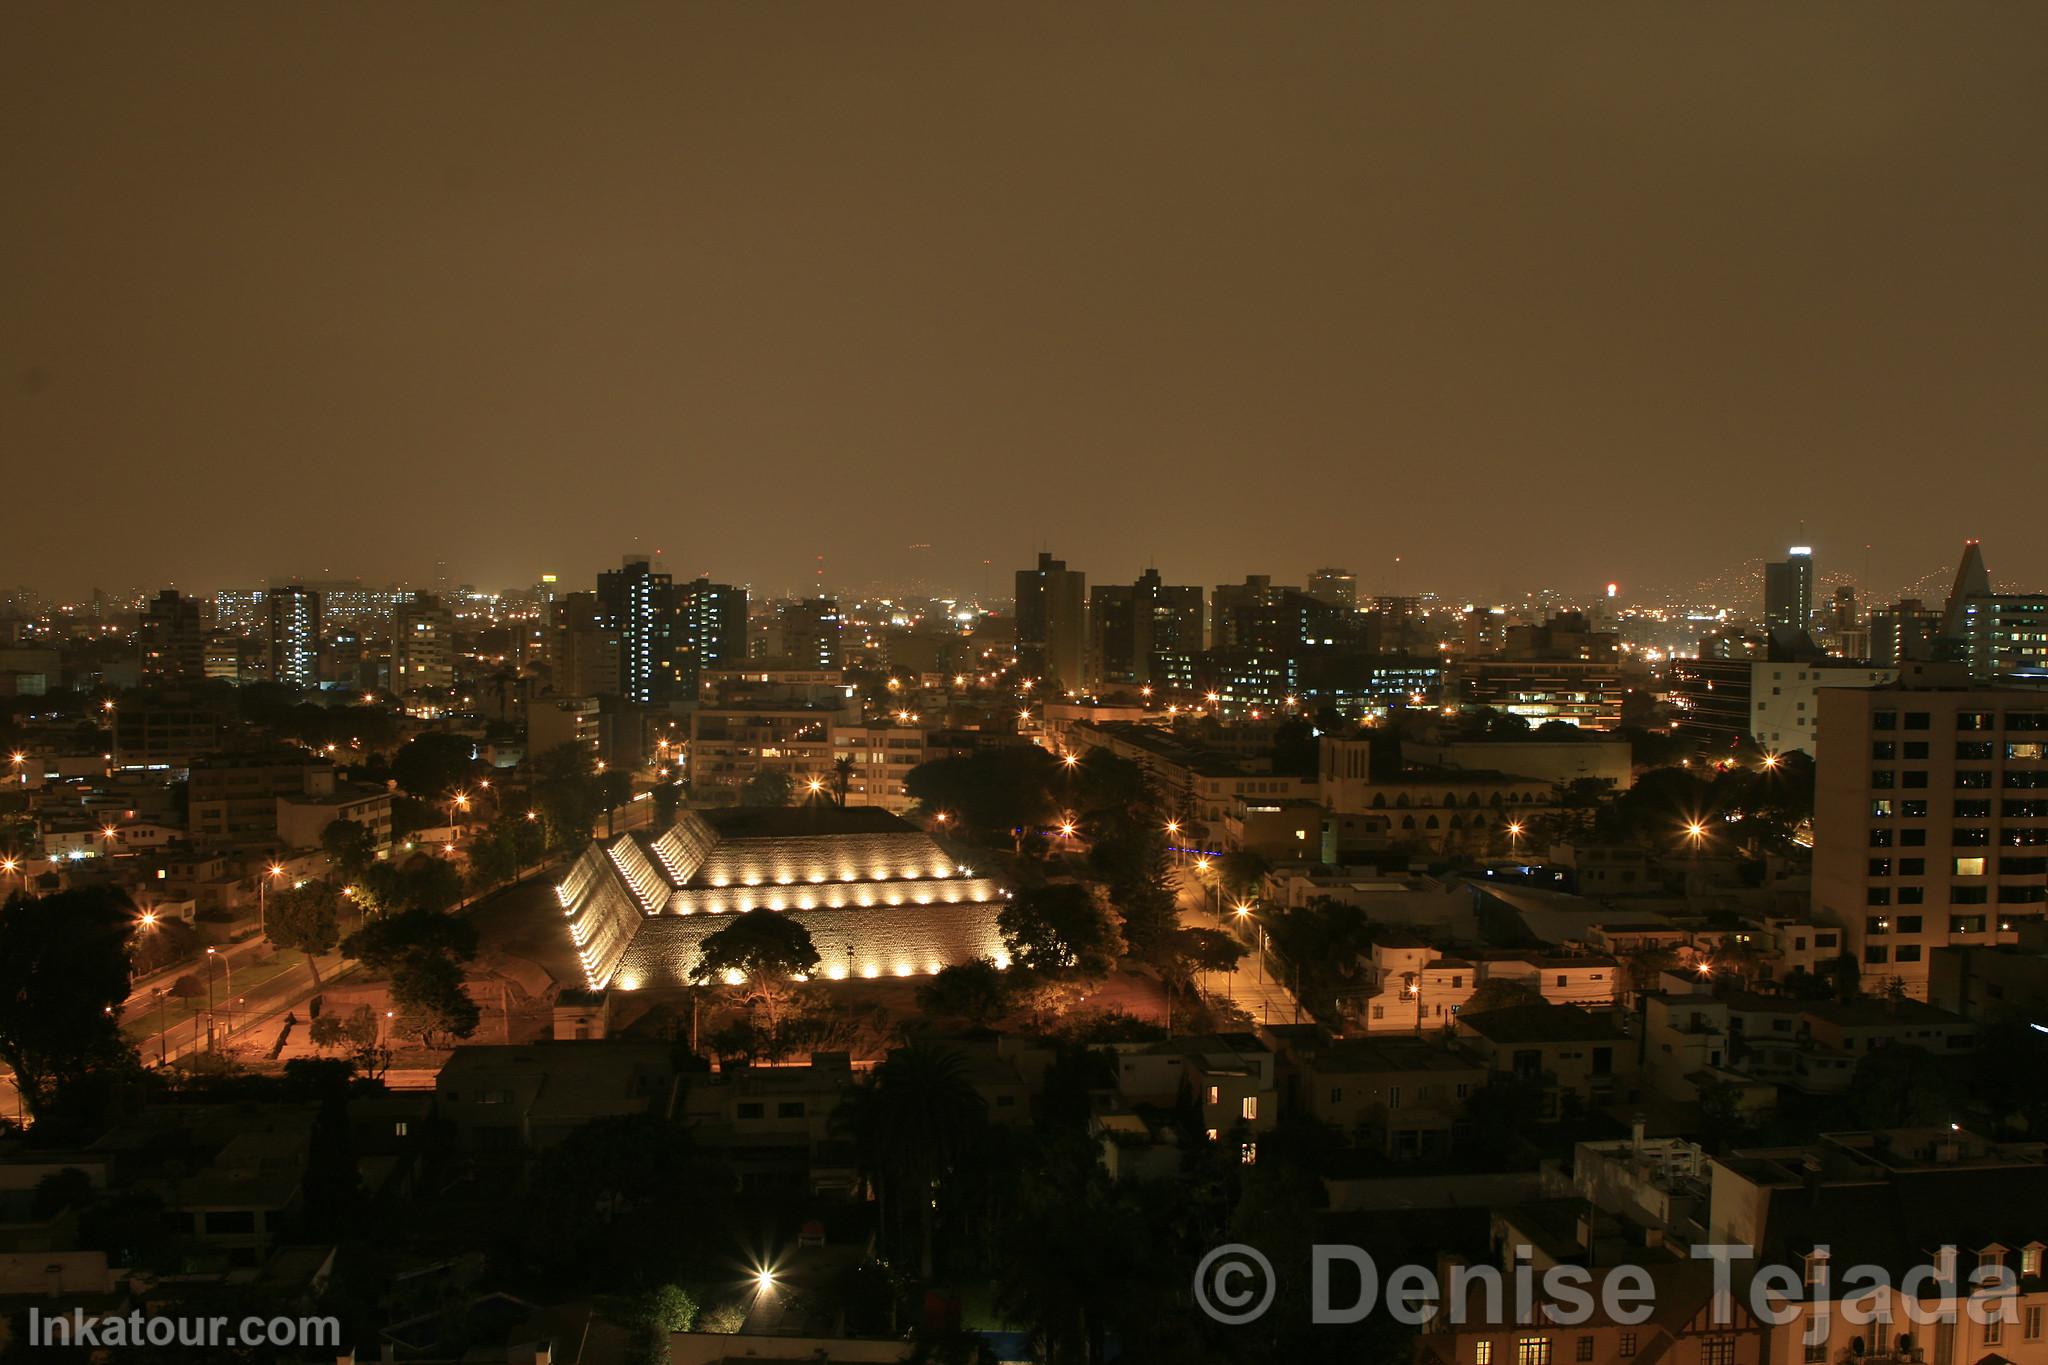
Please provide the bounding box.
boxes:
[1455,1003,1635,1117]
[1297,1036,1486,1158]
[435,1040,680,1152]
[681,1053,859,1192]
[1112,1034,1277,1161]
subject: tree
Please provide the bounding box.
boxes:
[998,883,1121,980]
[265,880,341,986]
[1463,977,1544,1015]
[1619,945,1683,1001]
[389,952,480,1048]
[741,770,794,808]
[1092,827,1179,966]
[627,1283,700,1365]
[598,768,635,834]
[837,1042,989,1279]
[1261,897,1377,1021]
[1215,850,1271,902]
[1269,718,1319,779]
[466,813,547,889]
[832,755,857,807]
[1822,951,1863,1003]
[904,747,1060,844]
[1164,927,1246,1006]
[390,732,477,800]
[692,908,820,1029]
[320,818,378,884]
[916,957,1016,1028]
[520,1114,734,1291]
[0,887,137,1123]
[359,856,465,918]
[341,909,478,972]
[1852,1044,1963,1129]
[652,781,681,830]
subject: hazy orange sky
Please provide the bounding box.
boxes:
[5,2,2044,602]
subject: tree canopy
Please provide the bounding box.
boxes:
[692,908,820,1028]
[999,883,1122,979]
[0,886,138,1124]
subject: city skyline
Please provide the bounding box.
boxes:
[8,3,2047,598]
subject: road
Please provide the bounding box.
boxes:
[1173,866,1304,1028]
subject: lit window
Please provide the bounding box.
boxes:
[1516,1336,1551,1365]
[1241,1096,1258,1121]
[1239,1142,1257,1166]
[1206,1085,1219,1104]
[1955,856,1988,876]
[1475,1344,1492,1365]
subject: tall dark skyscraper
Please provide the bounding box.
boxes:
[781,596,843,670]
[1307,567,1358,612]
[1763,546,1815,631]
[1212,575,1338,654]
[140,588,205,683]
[1015,552,1087,691]
[595,556,677,705]
[1089,568,1203,687]
[266,585,322,687]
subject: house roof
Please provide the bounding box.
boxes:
[1459,1003,1627,1044]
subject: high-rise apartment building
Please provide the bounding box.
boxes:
[1212,575,1340,654]
[547,591,621,698]
[393,593,457,694]
[139,589,205,683]
[1015,552,1087,691]
[1812,684,2048,999]
[1306,567,1358,612]
[676,578,749,690]
[212,588,268,637]
[780,597,843,671]
[1763,546,1815,632]
[1870,599,1943,666]
[1920,540,2048,680]
[595,557,677,705]
[1089,568,1202,687]
[266,586,322,687]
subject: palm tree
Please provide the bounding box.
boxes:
[832,755,856,807]
[835,1041,988,1280]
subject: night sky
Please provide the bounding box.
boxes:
[5,3,2045,602]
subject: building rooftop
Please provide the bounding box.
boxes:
[1311,1036,1481,1075]
[1459,1002,1628,1044]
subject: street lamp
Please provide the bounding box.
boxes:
[1233,902,1265,984]
[204,947,221,1049]
[260,862,285,935]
